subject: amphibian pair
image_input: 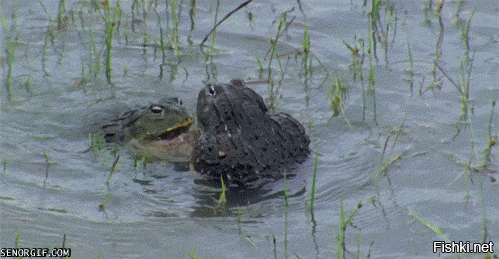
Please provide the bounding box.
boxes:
[102,79,310,184]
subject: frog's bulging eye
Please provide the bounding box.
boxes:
[208,85,216,96]
[150,105,164,114]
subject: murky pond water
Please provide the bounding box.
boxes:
[1,0,498,258]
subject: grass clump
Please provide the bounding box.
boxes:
[364,0,397,64]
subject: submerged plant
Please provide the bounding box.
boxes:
[283,174,290,258]
[408,208,444,237]
[405,39,414,95]
[99,193,113,215]
[187,248,199,259]
[2,156,8,173]
[89,133,105,156]
[375,121,405,189]
[2,9,20,102]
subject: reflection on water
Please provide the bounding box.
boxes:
[190,176,307,218]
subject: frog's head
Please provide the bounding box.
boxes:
[102,97,198,163]
[196,79,267,132]
[123,98,194,143]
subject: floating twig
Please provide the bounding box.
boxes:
[200,0,253,50]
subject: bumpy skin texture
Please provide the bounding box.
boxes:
[101,97,197,162]
[193,79,310,183]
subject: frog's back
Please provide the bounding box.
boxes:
[193,80,310,183]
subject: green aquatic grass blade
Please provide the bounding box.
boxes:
[38,207,68,213]
[309,150,318,212]
[2,156,8,173]
[218,176,227,206]
[408,208,443,236]
[244,236,257,247]
[99,193,113,212]
[15,232,20,248]
[213,176,227,215]
[406,39,414,94]
[56,0,66,29]
[337,201,345,259]
[336,200,362,259]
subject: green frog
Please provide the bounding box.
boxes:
[101,97,199,163]
[192,79,310,183]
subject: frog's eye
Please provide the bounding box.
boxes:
[150,105,164,114]
[208,85,216,96]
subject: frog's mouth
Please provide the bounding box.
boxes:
[143,118,195,141]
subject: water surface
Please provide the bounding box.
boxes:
[1,0,498,258]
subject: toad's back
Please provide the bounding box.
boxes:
[192,79,310,183]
